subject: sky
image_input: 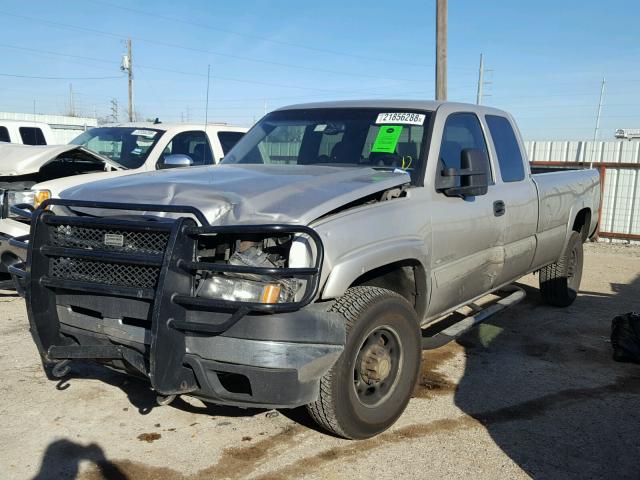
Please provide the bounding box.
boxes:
[0,0,639,140]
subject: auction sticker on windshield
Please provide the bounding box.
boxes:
[376,112,425,125]
[372,125,403,153]
[131,129,158,138]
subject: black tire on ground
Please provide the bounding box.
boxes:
[0,273,15,290]
[539,231,584,307]
[306,286,421,439]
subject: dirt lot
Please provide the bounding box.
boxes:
[1,243,639,480]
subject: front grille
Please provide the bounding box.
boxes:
[50,225,169,255]
[49,257,160,289]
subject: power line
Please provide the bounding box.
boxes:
[0,41,435,97]
[0,43,118,67]
[0,72,124,80]
[0,11,432,83]
[87,0,436,68]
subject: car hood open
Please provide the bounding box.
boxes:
[0,143,121,176]
[60,164,411,225]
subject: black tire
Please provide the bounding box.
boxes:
[539,231,583,307]
[0,273,15,290]
[306,286,421,439]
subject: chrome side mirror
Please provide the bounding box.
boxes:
[160,154,194,169]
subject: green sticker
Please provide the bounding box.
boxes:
[371,125,403,153]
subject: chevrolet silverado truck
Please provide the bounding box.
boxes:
[12,101,600,439]
[0,122,246,285]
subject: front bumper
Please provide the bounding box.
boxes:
[15,199,341,408]
[0,218,30,273]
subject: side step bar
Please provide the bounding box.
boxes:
[421,285,526,350]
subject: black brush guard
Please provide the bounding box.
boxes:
[10,199,323,396]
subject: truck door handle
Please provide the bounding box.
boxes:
[493,200,506,217]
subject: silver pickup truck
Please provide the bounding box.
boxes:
[12,100,600,439]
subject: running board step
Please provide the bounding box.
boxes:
[421,285,526,350]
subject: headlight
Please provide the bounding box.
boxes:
[197,275,299,304]
[7,189,51,218]
[33,190,51,209]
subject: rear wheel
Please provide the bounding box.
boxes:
[539,231,583,307]
[307,286,421,439]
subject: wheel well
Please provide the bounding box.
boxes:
[572,208,592,242]
[349,260,427,319]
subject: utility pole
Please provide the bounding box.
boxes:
[121,39,134,121]
[204,64,211,126]
[68,83,75,117]
[435,0,447,101]
[590,77,606,168]
[476,54,484,105]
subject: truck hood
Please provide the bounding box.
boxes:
[35,169,138,197]
[60,164,411,225]
[0,144,121,176]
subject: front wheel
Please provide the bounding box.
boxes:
[306,286,421,439]
[539,231,584,307]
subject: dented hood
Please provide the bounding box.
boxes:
[60,164,411,225]
[0,143,121,176]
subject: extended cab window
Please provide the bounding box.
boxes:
[19,127,46,145]
[486,115,525,182]
[0,126,9,142]
[437,113,490,187]
[217,131,244,155]
[161,131,213,166]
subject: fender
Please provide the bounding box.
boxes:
[321,237,429,300]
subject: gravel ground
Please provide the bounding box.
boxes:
[0,242,639,480]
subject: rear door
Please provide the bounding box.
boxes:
[485,115,538,284]
[427,112,506,316]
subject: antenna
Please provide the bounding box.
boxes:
[204,64,211,127]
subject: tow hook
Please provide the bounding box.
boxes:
[156,394,176,406]
[51,360,71,379]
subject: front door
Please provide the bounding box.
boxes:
[427,112,505,317]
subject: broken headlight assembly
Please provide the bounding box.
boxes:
[195,239,308,305]
[7,189,51,218]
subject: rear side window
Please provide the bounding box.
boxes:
[217,131,245,155]
[486,115,525,182]
[19,127,47,145]
[437,113,490,187]
[0,126,9,142]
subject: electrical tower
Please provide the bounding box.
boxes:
[68,83,76,117]
[476,54,493,105]
[110,98,119,123]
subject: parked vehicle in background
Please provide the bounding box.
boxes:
[0,120,56,145]
[0,122,247,282]
[12,101,599,439]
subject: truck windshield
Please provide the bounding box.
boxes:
[222,108,431,180]
[70,127,164,169]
